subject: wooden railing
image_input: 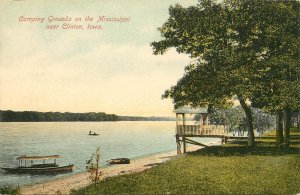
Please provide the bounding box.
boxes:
[176,125,226,136]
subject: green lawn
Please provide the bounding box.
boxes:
[73,128,299,194]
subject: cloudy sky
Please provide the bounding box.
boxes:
[0,0,197,117]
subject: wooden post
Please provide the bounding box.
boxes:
[176,113,182,155]
[199,114,203,126]
[206,113,209,125]
[176,113,179,135]
[176,134,181,155]
[183,113,186,154]
[199,114,203,135]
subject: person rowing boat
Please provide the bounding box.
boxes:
[89,131,99,136]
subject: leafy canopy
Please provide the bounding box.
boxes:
[152,0,299,112]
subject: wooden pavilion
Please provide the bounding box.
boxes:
[1,155,74,174]
[175,107,227,154]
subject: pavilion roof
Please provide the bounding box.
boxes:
[174,107,208,114]
[16,155,61,160]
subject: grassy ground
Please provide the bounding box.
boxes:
[72,128,299,195]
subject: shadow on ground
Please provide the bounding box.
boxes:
[189,145,300,157]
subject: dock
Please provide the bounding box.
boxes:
[174,107,273,154]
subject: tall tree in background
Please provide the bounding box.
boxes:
[249,1,300,146]
[151,0,299,147]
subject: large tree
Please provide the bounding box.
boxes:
[251,57,300,146]
[249,1,300,146]
[151,0,299,146]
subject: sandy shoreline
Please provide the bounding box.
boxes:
[20,141,221,195]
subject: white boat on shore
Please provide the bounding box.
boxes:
[1,155,74,174]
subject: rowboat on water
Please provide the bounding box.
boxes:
[88,133,99,136]
[89,131,99,136]
[1,155,74,174]
[107,158,130,164]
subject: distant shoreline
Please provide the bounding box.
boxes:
[0,110,175,122]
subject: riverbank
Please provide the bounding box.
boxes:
[70,129,300,195]
[20,141,221,194]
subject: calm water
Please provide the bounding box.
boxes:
[0,121,217,187]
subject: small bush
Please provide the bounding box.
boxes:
[0,186,20,195]
[86,147,102,183]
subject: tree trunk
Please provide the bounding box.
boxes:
[283,108,291,147]
[297,108,300,128]
[238,95,255,146]
[276,110,284,146]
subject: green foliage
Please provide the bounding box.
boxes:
[0,186,20,195]
[251,56,300,112]
[200,106,275,135]
[118,116,174,121]
[0,110,119,122]
[152,0,299,146]
[210,106,245,133]
[252,108,276,134]
[86,147,102,184]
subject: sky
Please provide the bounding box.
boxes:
[0,0,198,117]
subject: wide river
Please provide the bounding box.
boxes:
[0,121,218,187]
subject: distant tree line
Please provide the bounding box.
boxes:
[119,116,175,121]
[0,110,176,122]
[0,110,119,122]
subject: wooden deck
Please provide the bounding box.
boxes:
[176,125,226,136]
[175,124,275,154]
[173,108,275,154]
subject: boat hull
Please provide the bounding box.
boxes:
[107,158,130,164]
[1,164,74,174]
